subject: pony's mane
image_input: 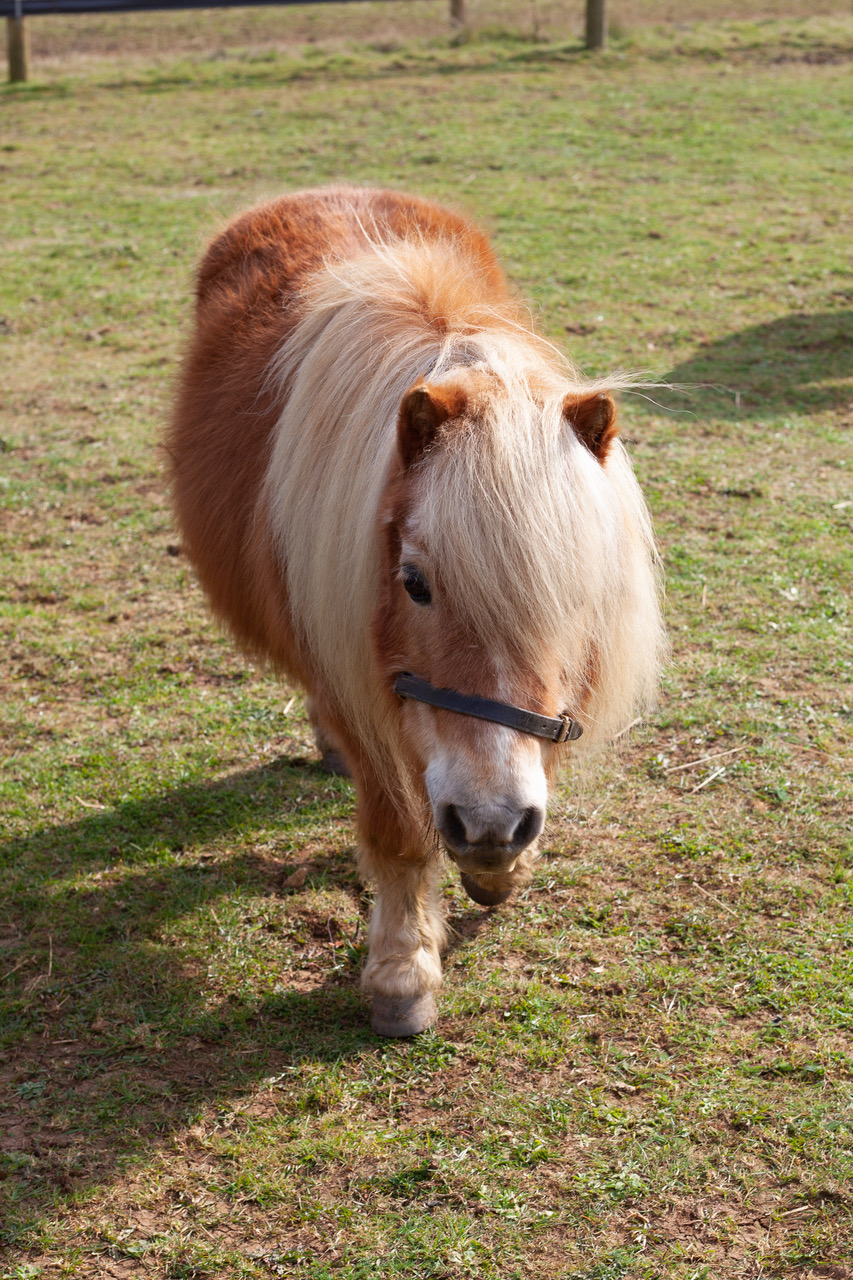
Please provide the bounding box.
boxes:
[264,228,665,795]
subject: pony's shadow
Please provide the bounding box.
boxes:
[0,756,496,1236]
[632,309,852,419]
[0,760,369,1232]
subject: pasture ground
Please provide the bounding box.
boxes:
[2,10,852,1278]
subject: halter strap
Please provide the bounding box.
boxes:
[394,672,583,744]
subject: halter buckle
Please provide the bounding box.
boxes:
[555,714,582,744]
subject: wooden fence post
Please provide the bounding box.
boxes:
[585,0,606,50]
[7,0,28,83]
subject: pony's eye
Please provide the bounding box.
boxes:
[401,565,432,605]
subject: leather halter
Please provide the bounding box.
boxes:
[394,672,583,744]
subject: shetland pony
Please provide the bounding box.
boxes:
[168,187,665,1037]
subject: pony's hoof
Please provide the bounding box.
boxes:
[320,747,350,777]
[460,871,513,907]
[370,992,437,1037]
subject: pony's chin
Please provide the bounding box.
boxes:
[451,844,541,907]
[459,871,514,907]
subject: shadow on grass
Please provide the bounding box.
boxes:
[0,759,363,1234]
[0,981,381,1245]
[636,309,853,419]
[0,756,491,1241]
[87,35,590,94]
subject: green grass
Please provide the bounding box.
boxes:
[1,13,852,1278]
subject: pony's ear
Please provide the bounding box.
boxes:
[563,391,618,463]
[397,381,467,470]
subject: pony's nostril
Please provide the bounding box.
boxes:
[437,802,544,855]
[512,806,545,851]
[439,803,469,852]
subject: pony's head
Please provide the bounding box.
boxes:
[373,353,664,879]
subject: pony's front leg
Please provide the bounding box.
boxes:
[357,802,445,1037]
[305,696,351,777]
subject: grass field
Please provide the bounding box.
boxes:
[2,10,852,1279]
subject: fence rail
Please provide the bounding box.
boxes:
[2,0,388,14]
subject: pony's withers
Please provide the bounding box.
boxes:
[168,187,665,1037]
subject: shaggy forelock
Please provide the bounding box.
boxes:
[410,351,663,744]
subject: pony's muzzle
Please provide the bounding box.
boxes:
[436,801,545,874]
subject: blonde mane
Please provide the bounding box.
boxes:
[264,229,665,794]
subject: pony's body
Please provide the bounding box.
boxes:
[169,188,664,1035]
